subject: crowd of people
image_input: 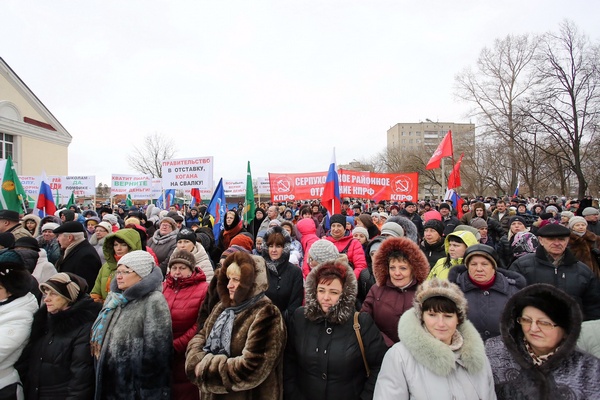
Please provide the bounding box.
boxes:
[0,194,599,399]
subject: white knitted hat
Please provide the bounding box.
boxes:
[308,239,340,264]
[118,250,154,278]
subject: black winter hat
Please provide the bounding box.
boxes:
[439,203,451,211]
[536,223,570,238]
[329,214,347,228]
[515,292,570,330]
[423,219,445,237]
[177,228,196,244]
[0,210,20,222]
[508,216,527,227]
[0,232,15,249]
[0,249,31,298]
[14,236,40,251]
[464,244,499,270]
[53,221,85,234]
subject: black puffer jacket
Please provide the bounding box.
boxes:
[448,265,526,341]
[420,238,445,268]
[356,236,386,309]
[284,260,387,400]
[18,296,101,400]
[509,245,600,321]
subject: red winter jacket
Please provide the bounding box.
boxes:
[163,269,208,400]
[325,234,367,279]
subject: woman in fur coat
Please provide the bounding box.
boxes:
[18,273,101,399]
[361,237,430,347]
[567,216,600,278]
[485,284,600,399]
[91,251,172,399]
[284,259,388,400]
[374,279,496,399]
[185,251,286,400]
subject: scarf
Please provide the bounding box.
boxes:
[203,293,265,356]
[90,292,128,358]
[524,337,559,366]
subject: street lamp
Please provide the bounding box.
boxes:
[426,118,446,197]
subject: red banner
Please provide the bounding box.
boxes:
[269,170,419,202]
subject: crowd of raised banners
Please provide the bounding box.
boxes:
[18,156,420,204]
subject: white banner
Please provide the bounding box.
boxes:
[256,177,271,195]
[19,175,96,204]
[151,178,163,200]
[111,174,152,199]
[62,175,96,197]
[224,179,245,196]
[161,156,213,191]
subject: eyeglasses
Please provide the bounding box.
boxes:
[517,316,558,331]
[116,270,135,276]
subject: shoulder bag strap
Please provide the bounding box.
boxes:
[353,311,370,377]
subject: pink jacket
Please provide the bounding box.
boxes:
[325,234,367,279]
[297,218,319,278]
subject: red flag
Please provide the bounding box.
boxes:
[447,153,464,189]
[190,188,201,207]
[425,130,453,170]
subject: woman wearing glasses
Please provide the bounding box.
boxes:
[91,250,172,399]
[485,283,600,399]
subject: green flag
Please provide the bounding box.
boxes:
[66,191,75,208]
[0,156,26,213]
[244,161,256,225]
[126,194,133,207]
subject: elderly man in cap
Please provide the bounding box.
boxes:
[582,207,600,236]
[509,223,600,321]
[0,210,32,240]
[53,221,102,291]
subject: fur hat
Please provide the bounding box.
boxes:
[463,244,499,270]
[118,250,154,278]
[308,239,340,264]
[0,249,31,298]
[14,236,40,251]
[352,227,369,240]
[423,219,444,237]
[41,222,60,232]
[102,214,118,225]
[380,222,404,238]
[177,228,197,244]
[330,214,346,227]
[387,216,418,243]
[414,278,468,324]
[219,251,258,306]
[53,221,85,234]
[470,217,488,230]
[582,207,599,216]
[159,217,177,230]
[96,221,112,234]
[514,287,571,330]
[568,216,588,230]
[168,249,196,270]
[39,272,87,303]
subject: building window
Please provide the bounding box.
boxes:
[416,139,421,143]
[409,139,413,144]
[402,139,406,143]
[409,132,412,136]
[401,132,405,136]
[0,133,14,159]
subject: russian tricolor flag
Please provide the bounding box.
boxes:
[321,148,342,215]
[36,172,57,217]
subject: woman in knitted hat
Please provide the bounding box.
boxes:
[497,215,530,268]
[285,259,387,400]
[485,284,600,399]
[18,272,101,399]
[0,250,38,399]
[91,250,172,399]
[361,237,431,347]
[90,228,142,303]
[567,216,600,278]
[261,225,303,321]
[163,249,208,400]
[186,251,286,399]
[172,227,214,283]
[36,222,61,265]
[374,278,495,399]
[428,230,478,280]
[148,216,179,276]
[448,244,526,341]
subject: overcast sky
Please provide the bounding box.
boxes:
[2,1,599,187]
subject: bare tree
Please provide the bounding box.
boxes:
[523,20,600,199]
[127,133,177,178]
[455,34,539,193]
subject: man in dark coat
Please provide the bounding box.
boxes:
[400,202,424,240]
[53,221,101,292]
[439,203,461,236]
[509,223,600,321]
